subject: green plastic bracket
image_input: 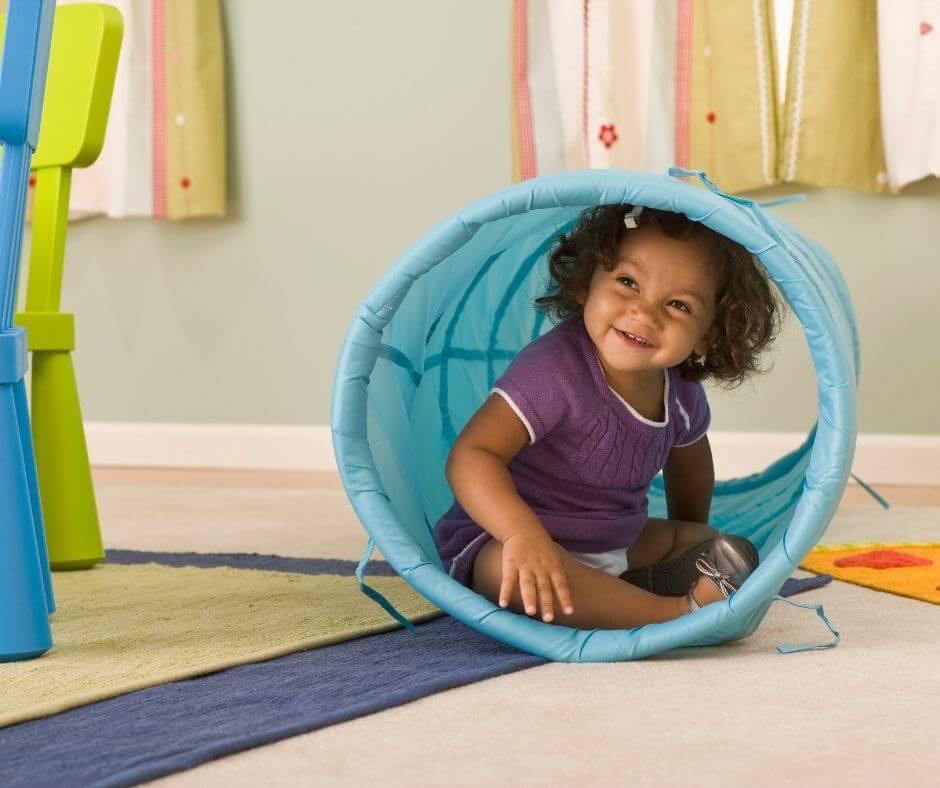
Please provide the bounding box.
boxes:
[13,311,75,351]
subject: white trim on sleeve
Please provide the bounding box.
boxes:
[491,387,536,444]
[673,412,711,448]
[676,397,691,431]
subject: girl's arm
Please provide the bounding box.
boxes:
[445,393,546,543]
[445,393,574,620]
[661,435,714,524]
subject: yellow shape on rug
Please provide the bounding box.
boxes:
[800,542,940,606]
[0,563,440,728]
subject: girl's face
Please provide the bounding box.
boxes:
[577,225,718,383]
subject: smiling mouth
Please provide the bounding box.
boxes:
[615,328,655,348]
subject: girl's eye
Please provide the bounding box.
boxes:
[617,276,692,314]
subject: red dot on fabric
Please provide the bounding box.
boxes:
[920,21,933,35]
[180,177,191,189]
[597,123,618,149]
[706,112,716,123]
[833,549,933,570]
[28,175,36,187]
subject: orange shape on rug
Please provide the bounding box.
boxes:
[833,549,932,569]
[800,544,940,606]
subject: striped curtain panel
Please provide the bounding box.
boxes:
[512,0,893,195]
[778,0,888,193]
[877,0,940,191]
[38,0,227,220]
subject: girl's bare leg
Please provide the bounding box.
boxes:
[472,537,723,630]
[626,517,719,570]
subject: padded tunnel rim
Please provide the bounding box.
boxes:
[330,169,856,662]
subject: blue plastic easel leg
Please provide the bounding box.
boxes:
[0,0,58,661]
[14,376,54,613]
[0,381,53,662]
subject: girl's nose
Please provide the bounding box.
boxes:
[630,300,661,328]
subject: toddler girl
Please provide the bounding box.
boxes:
[434,204,784,629]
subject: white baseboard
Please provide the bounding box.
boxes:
[86,423,334,473]
[84,422,940,487]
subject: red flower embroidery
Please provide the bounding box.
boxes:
[180,177,191,189]
[598,124,618,149]
[834,549,932,570]
[706,112,717,124]
[920,21,933,35]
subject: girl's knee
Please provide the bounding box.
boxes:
[673,519,718,546]
[470,538,503,603]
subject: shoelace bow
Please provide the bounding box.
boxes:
[694,556,737,597]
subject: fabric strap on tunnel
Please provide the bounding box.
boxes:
[849,472,891,509]
[356,537,416,631]
[772,595,841,654]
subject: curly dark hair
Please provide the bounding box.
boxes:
[534,204,786,389]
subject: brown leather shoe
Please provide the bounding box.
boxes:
[619,537,714,597]
[685,533,761,611]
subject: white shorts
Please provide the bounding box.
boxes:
[568,548,629,577]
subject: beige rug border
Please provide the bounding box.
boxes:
[2,563,442,729]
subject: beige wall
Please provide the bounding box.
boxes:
[21,0,940,435]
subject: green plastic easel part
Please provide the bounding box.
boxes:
[13,4,123,571]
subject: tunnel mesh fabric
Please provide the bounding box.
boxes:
[331,168,857,662]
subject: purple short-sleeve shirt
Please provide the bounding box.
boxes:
[433,313,711,587]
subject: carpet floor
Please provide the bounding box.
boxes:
[87,482,940,786]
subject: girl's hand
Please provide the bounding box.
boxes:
[500,529,574,622]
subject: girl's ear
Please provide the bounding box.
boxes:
[693,325,718,357]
